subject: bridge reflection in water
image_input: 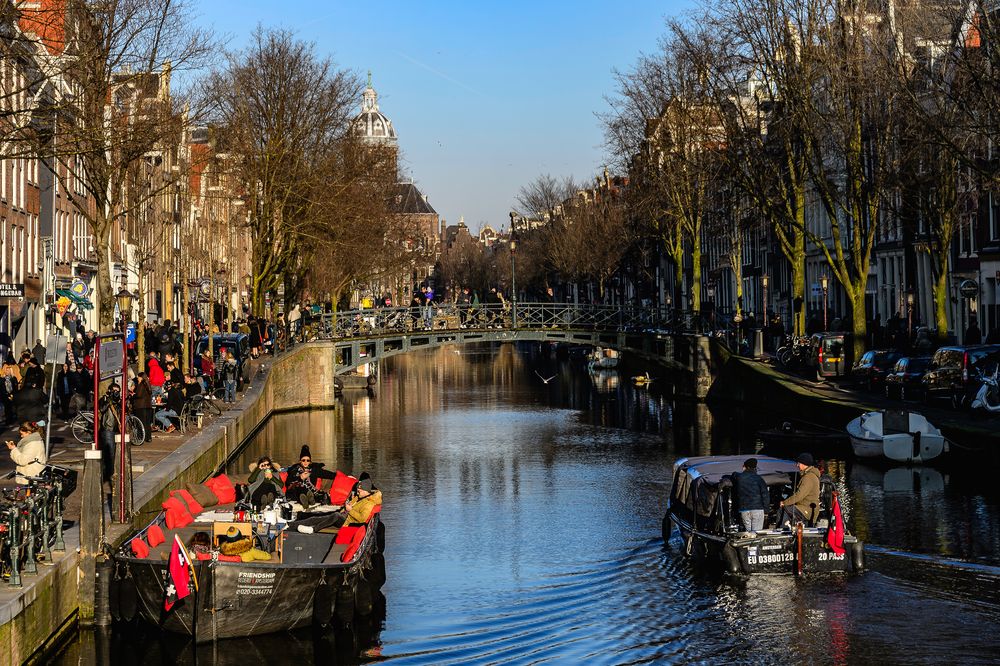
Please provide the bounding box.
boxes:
[57,344,1000,664]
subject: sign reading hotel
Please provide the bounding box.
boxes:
[0,284,25,298]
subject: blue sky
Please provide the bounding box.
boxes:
[194,1,691,232]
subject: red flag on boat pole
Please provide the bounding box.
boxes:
[827,491,846,555]
[164,534,195,611]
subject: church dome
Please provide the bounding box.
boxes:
[353,73,397,146]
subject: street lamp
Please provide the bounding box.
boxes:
[510,239,517,327]
[761,275,769,327]
[115,287,134,326]
[906,289,915,339]
[820,275,829,331]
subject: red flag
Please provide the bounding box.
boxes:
[164,535,192,611]
[827,491,846,555]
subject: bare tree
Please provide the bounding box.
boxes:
[514,173,580,218]
[20,0,215,330]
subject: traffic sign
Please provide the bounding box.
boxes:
[959,279,979,299]
[99,340,125,380]
[125,323,137,344]
[45,335,67,364]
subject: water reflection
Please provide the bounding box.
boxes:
[63,343,1000,664]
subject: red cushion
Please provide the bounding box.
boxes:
[335,525,362,544]
[279,471,288,490]
[341,526,366,562]
[370,505,382,516]
[130,538,150,559]
[146,524,166,548]
[218,554,241,562]
[205,474,237,504]
[170,489,204,516]
[162,496,193,529]
[329,471,357,505]
[315,477,325,491]
[196,552,212,561]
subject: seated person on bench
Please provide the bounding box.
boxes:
[154,381,186,433]
[247,456,284,508]
[284,444,335,508]
[292,473,382,533]
[778,453,820,528]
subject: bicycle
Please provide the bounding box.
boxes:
[69,411,146,447]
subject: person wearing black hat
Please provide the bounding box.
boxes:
[284,444,335,509]
[779,453,821,527]
[291,471,382,533]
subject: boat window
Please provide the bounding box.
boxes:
[823,337,843,355]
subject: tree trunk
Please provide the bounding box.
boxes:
[932,254,950,340]
[182,280,190,373]
[136,277,146,365]
[849,287,867,362]
[690,235,701,313]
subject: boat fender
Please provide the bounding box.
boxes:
[355,581,374,617]
[369,552,387,589]
[313,583,334,628]
[117,572,138,622]
[376,520,386,553]
[850,542,864,572]
[661,514,671,546]
[335,583,355,625]
[721,544,741,574]
[109,565,121,622]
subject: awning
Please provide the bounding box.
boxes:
[56,288,94,310]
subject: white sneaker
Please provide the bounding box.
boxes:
[297,525,314,534]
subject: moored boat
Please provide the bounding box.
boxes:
[588,347,619,370]
[846,410,948,463]
[664,455,863,575]
[113,470,385,641]
[756,420,849,453]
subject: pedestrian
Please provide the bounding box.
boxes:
[133,371,153,442]
[966,317,982,345]
[0,362,18,425]
[730,458,770,532]
[98,384,122,482]
[153,381,185,433]
[13,379,47,424]
[222,351,239,403]
[6,421,45,485]
[289,304,302,341]
[32,339,46,364]
[21,357,45,391]
[148,356,165,399]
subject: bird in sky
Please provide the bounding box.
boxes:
[535,371,557,384]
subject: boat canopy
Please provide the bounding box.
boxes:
[671,455,799,519]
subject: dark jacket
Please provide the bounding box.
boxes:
[165,384,186,413]
[284,462,335,490]
[731,469,770,512]
[133,379,152,410]
[13,387,47,422]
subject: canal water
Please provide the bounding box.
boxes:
[61,344,1000,664]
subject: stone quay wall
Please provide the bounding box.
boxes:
[0,342,339,665]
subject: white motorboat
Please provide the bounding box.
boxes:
[846,410,948,463]
[588,347,619,370]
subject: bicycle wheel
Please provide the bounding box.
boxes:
[127,415,145,447]
[70,414,93,444]
[201,398,223,416]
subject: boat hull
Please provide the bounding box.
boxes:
[848,431,946,463]
[670,514,860,575]
[118,516,383,641]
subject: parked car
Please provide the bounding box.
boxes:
[884,356,932,401]
[852,350,903,391]
[807,332,853,379]
[921,344,1000,408]
[194,333,250,388]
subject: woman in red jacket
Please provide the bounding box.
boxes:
[148,357,165,399]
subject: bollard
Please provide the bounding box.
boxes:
[22,497,36,575]
[37,486,52,563]
[7,506,21,587]
[53,478,65,552]
[79,449,104,623]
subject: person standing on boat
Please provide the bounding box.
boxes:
[732,458,770,532]
[779,453,821,527]
[284,444,335,508]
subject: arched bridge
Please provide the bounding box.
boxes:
[312,303,714,395]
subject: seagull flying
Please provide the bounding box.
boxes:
[535,371,557,384]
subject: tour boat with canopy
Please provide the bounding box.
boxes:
[664,455,864,575]
[112,468,385,641]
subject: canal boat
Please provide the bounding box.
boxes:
[588,347,619,370]
[112,470,385,641]
[846,410,948,463]
[664,455,864,575]
[756,420,849,454]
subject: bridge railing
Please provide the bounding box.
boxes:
[309,303,705,340]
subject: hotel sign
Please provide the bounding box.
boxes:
[0,284,25,298]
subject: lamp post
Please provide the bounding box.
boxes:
[820,275,829,331]
[906,289,915,340]
[115,286,134,329]
[510,239,517,327]
[761,275,769,327]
